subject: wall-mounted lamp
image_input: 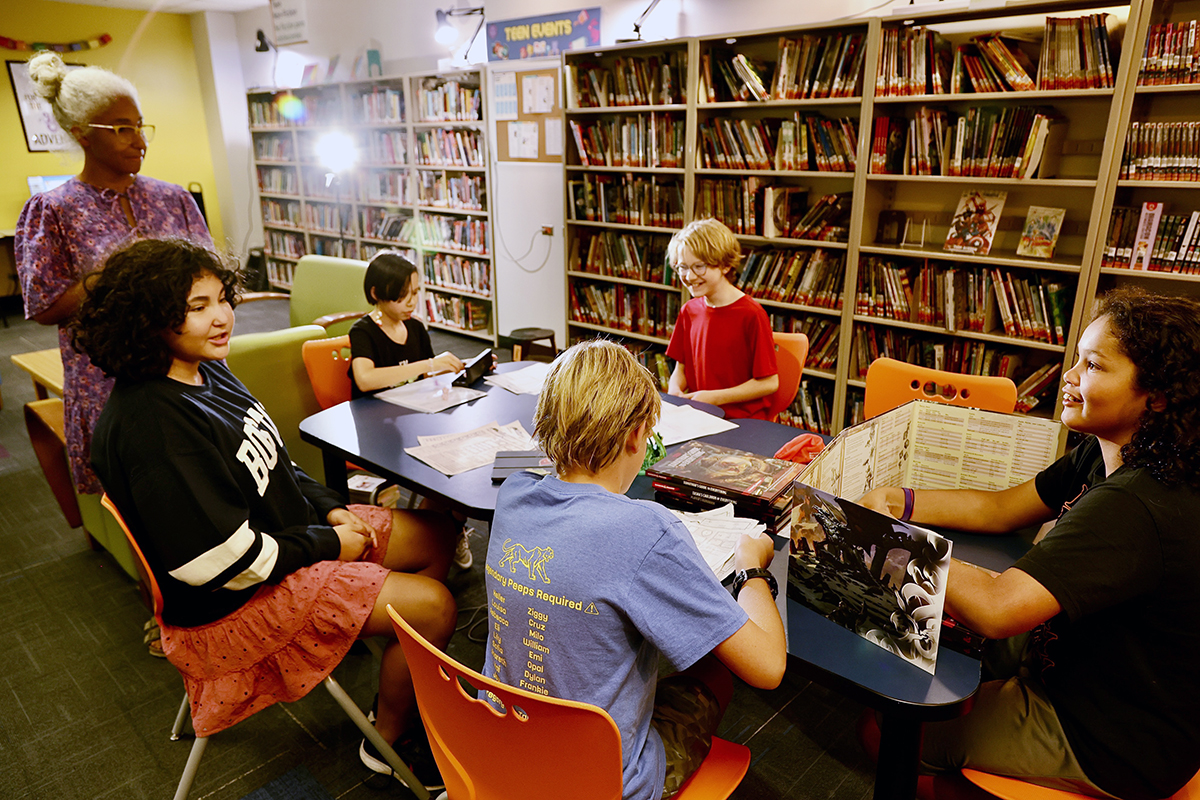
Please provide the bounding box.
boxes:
[616,0,664,43]
[435,6,485,53]
[255,29,273,52]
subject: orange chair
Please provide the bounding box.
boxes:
[302,334,354,410]
[101,495,426,800]
[864,357,1018,419]
[765,331,809,423]
[963,767,1200,800]
[388,604,751,800]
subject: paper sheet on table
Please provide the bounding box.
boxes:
[668,503,765,581]
[376,377,486,413]
[654,403,739,446]
[483,361,551,395]
[405,420,536,476]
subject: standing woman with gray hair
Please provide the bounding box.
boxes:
[15,52,211,650]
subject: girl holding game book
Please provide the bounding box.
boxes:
[860,287,1200,800]
[665,219,779,419]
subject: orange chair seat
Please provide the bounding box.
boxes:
[963,767,1200,800]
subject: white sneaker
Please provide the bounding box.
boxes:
[453,526,474,570]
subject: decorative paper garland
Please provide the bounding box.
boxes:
[0,34,112,53]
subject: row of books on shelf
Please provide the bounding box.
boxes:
[569,281,681,339]
[415,128,484,168]
[870,107,1064,179]
[1119,121,1200,181]
[569,229,672,285]
[767,31,866,101]
[254,135,295,161]
[696,180,852,243]
[309,236,357,258]
[569,114,684,169]
[361,243,414,262]
[258,166,299,195]
[302,203,353,234]
[416,215,489,255]
[424,294,490,332]
[423,252,492,296]
[566,53,686,108]
[769,313,840,372]
[779,379,833,435]
[736,247,846,308]
[361,209,409,241]
[261,198,300,228]
[416,79,481,122]
[266,230,305,259]
[249,92,341,127]
[1103,202,1200,273]
[266,259,296,289]
[875,16,1116,97]
[851,325,1062,412]
[365,130,407,166]
[567,174,686,229]
[856,258,1072,345]
[417,172,485,211]
[360,171,408,204]
[1137,20,1200,86]
[353,86,404,124]
[697,114,857,172]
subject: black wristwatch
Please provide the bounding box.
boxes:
[732,568,778,600]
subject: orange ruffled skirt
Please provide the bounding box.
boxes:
[160,504,392,737]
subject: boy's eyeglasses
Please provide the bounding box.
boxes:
[674,262,709,277]
[89,123,156,143]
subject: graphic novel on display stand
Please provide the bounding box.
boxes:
[1016,206,1066,259]
[944,190,1006,256]
[789,483,951,673]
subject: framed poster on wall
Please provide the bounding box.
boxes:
[7,60,84,152]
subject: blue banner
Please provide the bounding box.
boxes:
[486,8,601,61]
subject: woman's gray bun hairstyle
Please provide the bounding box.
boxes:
[26,52,140,140]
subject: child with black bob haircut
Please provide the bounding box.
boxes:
[348,250,463,399]
[482,339,786,800]
[76,238,457,790]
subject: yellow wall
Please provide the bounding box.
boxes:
[1,0,224,244]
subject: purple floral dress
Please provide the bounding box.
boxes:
[16,176,212,494]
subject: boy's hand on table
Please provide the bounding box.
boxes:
[734,531,775,571]
[683,389,721,405]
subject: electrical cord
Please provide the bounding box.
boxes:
[456,603,490,643]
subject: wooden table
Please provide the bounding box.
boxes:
[11,347,65,398]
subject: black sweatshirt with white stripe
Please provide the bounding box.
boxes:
[92,360,344,627]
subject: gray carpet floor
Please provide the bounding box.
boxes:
[0,294,875,799]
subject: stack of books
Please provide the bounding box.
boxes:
[647,441,802,540]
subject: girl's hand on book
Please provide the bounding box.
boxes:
[859,487,903,518]
[428,351,465,375]
[734,531,775,571]
[335,525,374,561]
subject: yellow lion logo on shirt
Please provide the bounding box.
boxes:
[498,538,554,583]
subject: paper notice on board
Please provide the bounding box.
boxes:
[270,0,308,45]
[544,118,563,156]
[522,74,556,113]
[508,121,539,158]
[493,72,518,120]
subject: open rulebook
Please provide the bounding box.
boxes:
[800,399,1063,500]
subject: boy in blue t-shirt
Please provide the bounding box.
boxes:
[482,340,786,800]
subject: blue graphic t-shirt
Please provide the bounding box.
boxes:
[482,472,747,800]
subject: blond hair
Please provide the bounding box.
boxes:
[27,52,140,146]
[534,340,661,474]
[667,218,743,279]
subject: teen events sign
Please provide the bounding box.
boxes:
[7,60,83,152]
[486,8,600,61]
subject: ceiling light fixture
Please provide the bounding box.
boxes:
[435,6,484,49]
[616,0,664,43]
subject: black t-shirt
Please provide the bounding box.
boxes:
[347,314,433,398]
[1020,436,1200,800]
[91,361,343,627]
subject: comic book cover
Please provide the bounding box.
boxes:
[1016,206,1066,259]
[944,190,1007,255]
[789,482,951,673]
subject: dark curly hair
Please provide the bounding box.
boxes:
[71,238,240,381]
[1092,286,1200,488]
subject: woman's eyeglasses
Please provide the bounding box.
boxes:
[89,123,156,143]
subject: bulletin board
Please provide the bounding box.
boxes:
[494,67,562,163]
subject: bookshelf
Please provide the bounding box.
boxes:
[247,69,496,343]
[1089,0,1200,312]
[560,3,1180,437]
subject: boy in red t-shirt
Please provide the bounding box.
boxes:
[665,218,779,419]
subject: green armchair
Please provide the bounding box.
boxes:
[241,254,372,337]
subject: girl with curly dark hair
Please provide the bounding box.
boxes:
[859,286,1200,800]
[76,238,455,790]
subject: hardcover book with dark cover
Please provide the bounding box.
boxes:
[646,441,803,508]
